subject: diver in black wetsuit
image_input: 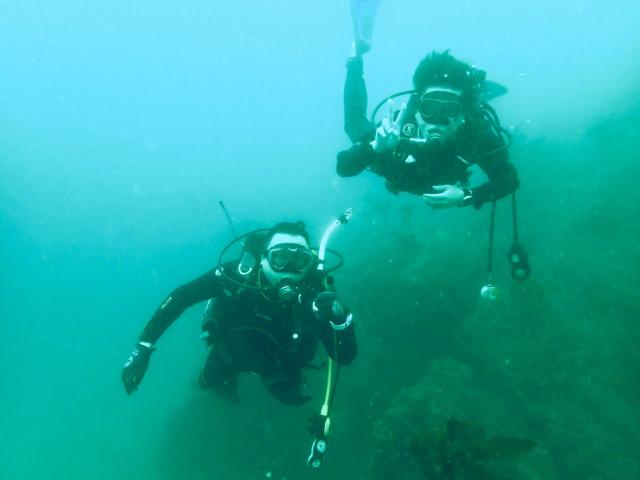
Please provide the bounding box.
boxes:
[121,221,356,406]
[337,50,519,209]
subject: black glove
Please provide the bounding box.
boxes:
[312,291,346,322]
[307,413,328,437]
[121,342,155,394]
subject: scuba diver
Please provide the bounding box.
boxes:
[337,50,519,209]
[121,220,356,407]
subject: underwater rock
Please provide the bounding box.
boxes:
[366,358,548,480]
[409,418,536,480]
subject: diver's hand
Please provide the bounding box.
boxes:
[313,292,345,321]
[370,99,407,153]
[307,413,328,437]
[422,185,467,209]
[312,292,352,330]
[121,342,155,394]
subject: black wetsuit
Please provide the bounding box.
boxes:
[138,263,356,405]
[337,57,519,208]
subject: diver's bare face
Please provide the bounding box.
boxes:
[416,86,465,144]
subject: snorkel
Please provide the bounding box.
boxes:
[318,208,352,271]
[307,208,353,469]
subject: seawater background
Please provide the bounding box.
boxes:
[1,1,639,479]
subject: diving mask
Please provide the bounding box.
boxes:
[266,244,315,273]
[418,88,463,123]
[415,87,465,144]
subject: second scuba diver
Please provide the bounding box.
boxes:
[337,50,519,209]
[121,220,356,406]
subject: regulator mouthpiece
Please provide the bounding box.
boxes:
[277,283,297,302]
[427,131,443,143]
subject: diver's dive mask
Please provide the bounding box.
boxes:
[418,96,463,123]
[260,234,316,302]
[266,244,316,273]
[413,87,465,145]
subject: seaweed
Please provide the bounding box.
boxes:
[409,418,536,480]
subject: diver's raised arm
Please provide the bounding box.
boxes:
[121,269,224,394]
[344,55,374,143]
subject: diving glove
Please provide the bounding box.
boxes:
[307,413,328,437]
[312,292,352,330]
[121,342,155,394]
